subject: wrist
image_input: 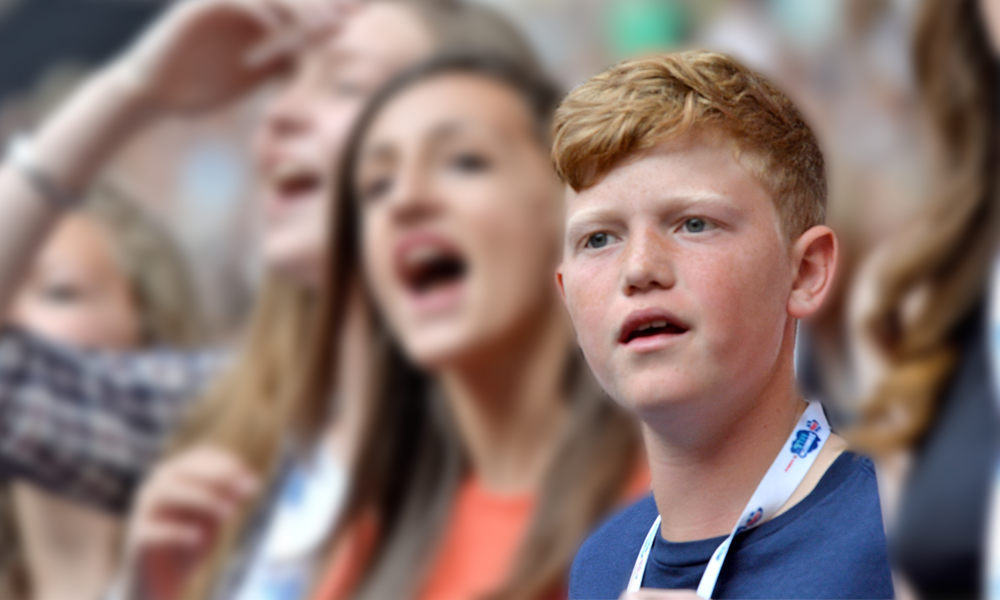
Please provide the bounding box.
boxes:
[26,68,159,196]
[6,136,80,210]
[96,65,165,127]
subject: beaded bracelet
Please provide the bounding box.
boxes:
[5,135,78,210]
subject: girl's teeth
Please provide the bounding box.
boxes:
[406,246,445,265]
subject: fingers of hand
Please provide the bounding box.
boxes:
[168,446,260,499]
[235,0,304,68]
[132,481,236,553]
[242,0,354,68]
[134,520,206,550]
[131,447,259,550]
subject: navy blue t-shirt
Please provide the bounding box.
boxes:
[570,452,894,599]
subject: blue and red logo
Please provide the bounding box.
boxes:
[790,419,822,459]
[735,507,763,533]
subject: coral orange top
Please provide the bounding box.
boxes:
[312,460,650,600]
[418,477,537,600]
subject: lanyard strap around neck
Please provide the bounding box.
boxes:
[627,400,831,599]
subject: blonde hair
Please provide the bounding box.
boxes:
[552,50,826,239]
[0,183,205,600]
[169,281,317,600]
[81,183,205,347]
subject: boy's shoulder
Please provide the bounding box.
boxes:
[569,452,892,600]
[569,493,657,599]
[714,451,892,598]
[712,451,893,598]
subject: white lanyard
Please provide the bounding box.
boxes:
[627,400,831,599]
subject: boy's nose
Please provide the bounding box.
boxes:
[621,229,676,295]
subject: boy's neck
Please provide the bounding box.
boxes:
[643,338,806,542]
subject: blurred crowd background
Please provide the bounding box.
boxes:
[0,1,990,600]
[0,0,929,341]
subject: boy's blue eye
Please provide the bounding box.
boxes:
[684,218,709,233]
[585,232,611,249]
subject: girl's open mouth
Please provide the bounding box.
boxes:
[271,163,324,206]
[395,233,469,313]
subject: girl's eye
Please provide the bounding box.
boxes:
[449,153,491,173]
[36,282,87,304]
[359,177,392,203]
[683,218,712,233]
[585,232,612,249]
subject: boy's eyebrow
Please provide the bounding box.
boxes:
[565,206,623,229]
[567,193,736,221]
[564,193,745,241]
[653,192,736,209]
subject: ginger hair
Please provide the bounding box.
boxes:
[552,50,826,239]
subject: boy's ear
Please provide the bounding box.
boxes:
[555,268,568,306]
[788,225,838,320]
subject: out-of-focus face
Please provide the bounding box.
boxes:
[557,133,795,417]
[980,0,1000,55]
[254,2,433,286]
[12,216,140,350]
[355,74,562,369]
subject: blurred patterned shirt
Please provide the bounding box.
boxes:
[0,326,224,514]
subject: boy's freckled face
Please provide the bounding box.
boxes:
[557,134,794,414]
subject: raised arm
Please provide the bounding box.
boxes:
[0,0,345,513]
[0,0,344,313]
[0,66,150,314]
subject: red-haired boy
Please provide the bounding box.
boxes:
[554,51,894,599]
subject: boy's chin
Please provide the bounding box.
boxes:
[610,373,705,414]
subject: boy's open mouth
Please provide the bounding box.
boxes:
[396,236,468,296]
[618,309,689,345]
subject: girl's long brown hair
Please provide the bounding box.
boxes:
[301,54,643,600]
[165,2,554,599]
[172,0,539,468]
[853,0,1000,453]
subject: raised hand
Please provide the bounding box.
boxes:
[111,0,357,115]
[122,446,260,600]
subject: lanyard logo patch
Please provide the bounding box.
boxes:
[791,419,822,458]
[735,507,764,534]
